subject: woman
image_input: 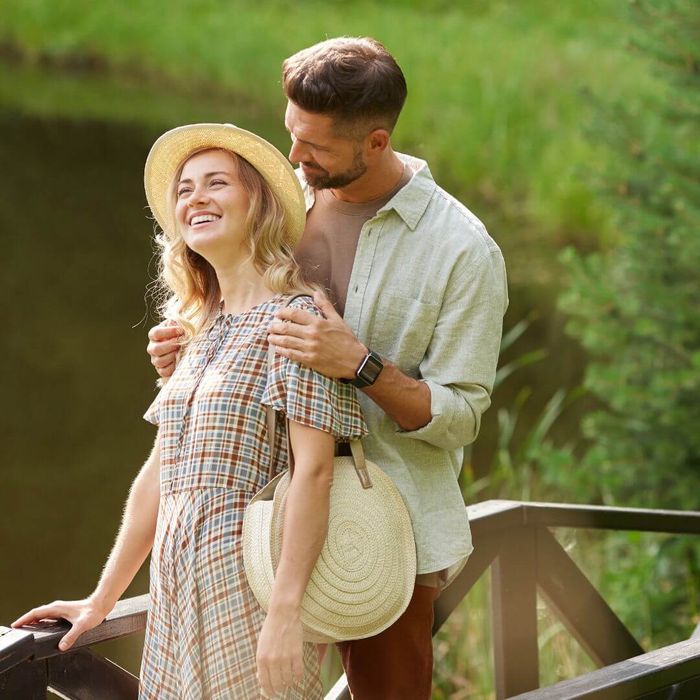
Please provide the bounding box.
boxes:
[12,123,366,699]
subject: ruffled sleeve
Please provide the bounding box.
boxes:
[143,386,162,426]
[262,300,367,441]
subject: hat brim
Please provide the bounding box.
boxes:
[144,123,305,246]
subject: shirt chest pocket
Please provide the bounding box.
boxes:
[369,294,440,375]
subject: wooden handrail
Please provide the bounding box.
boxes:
[3,501,699,699]
[511,637,700,699]
[518,501,700,534]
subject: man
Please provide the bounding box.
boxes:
[148,36,507,699]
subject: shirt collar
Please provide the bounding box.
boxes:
[377,153,435,231]
[297,152,436,232]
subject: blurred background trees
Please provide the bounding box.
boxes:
[560,0,700,511]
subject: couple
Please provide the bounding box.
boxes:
[13,37,507,699]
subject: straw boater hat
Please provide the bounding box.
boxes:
[143,123,306,244]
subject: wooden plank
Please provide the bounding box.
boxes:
[0,626,35,674]
[19,594,149,661]
[535,528,644,666]
[522,502,700,535]
[433,531,503,634]
[510,637,700,699]
[491,525,539,698]
[0,659,46,699]
[48,648,138,700]
[466,499,524,520]
[466,500,526,535]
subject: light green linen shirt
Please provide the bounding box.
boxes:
[299,153,508,574]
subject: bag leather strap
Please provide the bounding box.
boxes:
[265,293,372,490]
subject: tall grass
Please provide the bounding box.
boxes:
[1,0,662,249]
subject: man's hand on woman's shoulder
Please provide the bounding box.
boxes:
[147,321,183,379]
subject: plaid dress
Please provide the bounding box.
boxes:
[140,294,367,700]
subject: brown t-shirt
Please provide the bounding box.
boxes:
[295,166,412,317]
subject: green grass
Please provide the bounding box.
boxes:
[0,0,662,252]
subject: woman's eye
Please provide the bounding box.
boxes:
[177,187,192,197]
[210,179,226,187]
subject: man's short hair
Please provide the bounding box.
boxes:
[282,37,407,135]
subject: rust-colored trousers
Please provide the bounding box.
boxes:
[336,584,440,700]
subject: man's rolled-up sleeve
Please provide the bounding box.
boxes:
[396,248,508,451]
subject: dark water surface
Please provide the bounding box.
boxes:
[1,113,159,673]
[0,101,587,679]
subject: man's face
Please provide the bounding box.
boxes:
[284,101,367,190]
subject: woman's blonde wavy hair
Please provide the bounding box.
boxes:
[152,147,313,343]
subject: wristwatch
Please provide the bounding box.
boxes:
[351,349,384,388]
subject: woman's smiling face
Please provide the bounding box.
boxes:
[175,149,251,262]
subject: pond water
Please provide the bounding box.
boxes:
[0,67,588,680]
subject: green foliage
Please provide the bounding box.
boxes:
[432,577,493,699]
[463,314,582,505]
[559,0,700,510]
[0,0,662,253]
[545,0,700,664]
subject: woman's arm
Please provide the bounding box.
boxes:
[12,436,162,651]
[255,421,335,697]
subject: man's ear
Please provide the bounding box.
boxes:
[367,128,390,154]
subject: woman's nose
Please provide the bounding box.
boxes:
[188,184,210,204]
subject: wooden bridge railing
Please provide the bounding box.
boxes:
[2,500,699,699]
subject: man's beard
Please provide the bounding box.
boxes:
[302,147,367,190]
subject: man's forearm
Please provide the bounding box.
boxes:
[265,298,433,431]
[342,340,432,431]
[363,360,432,431]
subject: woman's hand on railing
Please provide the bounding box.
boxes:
[10,596,110,651]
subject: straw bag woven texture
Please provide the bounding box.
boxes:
[243,452,416,643]
[242,297,416,643]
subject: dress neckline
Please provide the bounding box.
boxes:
[216,293,286,320]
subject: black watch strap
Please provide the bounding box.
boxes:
[351,349,384,388]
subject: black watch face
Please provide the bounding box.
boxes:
[358,351,383,385]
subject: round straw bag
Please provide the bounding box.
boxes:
[243,442,416,643]
[242,304,416,643]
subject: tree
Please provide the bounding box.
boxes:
[560,0,700,510]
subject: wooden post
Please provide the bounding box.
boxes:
[491,525,539,698]
[48,648,139,699]
[535,527,643,666]
[0,659,46,699]
[433,531,503,634]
